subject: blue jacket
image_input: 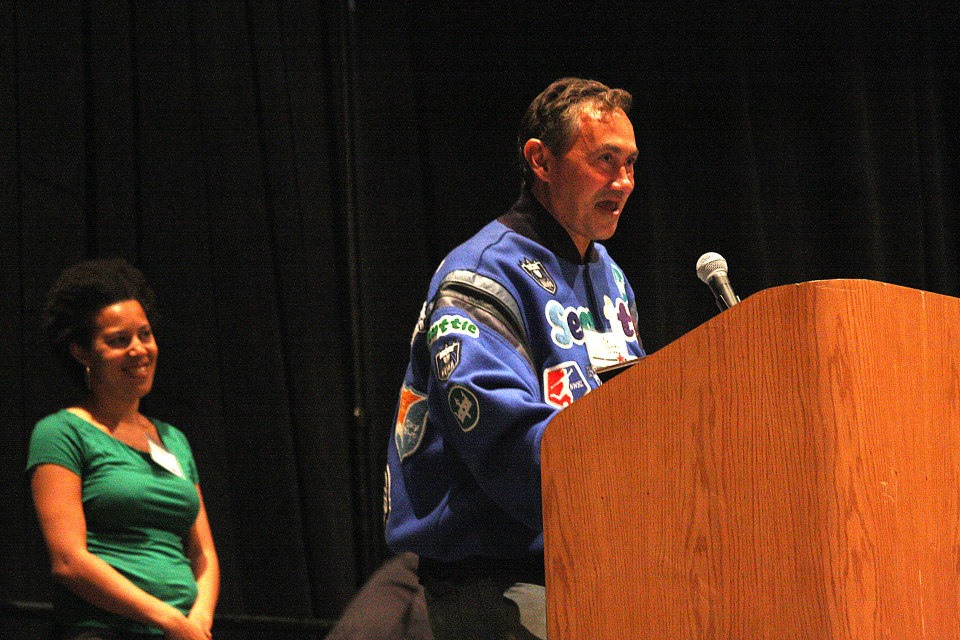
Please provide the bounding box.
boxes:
[385,190,646,561]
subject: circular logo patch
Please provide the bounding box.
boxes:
[447,385,480,432]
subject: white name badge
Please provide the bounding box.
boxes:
[149,439,186,479]
[584,329,634,371]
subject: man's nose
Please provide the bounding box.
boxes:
[613,165,634,190]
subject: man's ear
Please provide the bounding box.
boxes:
[69,343,90,367]
[523,138,551,183]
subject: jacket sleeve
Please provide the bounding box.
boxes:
[424,296,553,531]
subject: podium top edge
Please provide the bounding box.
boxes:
[747,278,955,303]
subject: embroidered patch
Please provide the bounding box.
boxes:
[585,365,602,386]
[395,385,429,460]
[427,314,479,346]
[435,340,461,381]
[601,295,638,342]
[545,300,595,348]
[543,361,591,409]
[520,258,558,294]
[611,264,627,298]
[382,465,391,526]
[447,385,480,432]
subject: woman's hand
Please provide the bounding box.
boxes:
[162,613,212,640]
[187,608,215,635]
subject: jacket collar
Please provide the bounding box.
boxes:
[498,188,598,264]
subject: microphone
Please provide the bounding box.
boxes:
[696,252,740,311]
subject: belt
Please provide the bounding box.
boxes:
[417,553,545,585]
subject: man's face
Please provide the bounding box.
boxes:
[544,107,638,255]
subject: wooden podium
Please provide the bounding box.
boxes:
[541,280,960,639]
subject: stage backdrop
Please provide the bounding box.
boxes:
[1,2,957,638]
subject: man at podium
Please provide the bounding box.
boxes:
[384,77,646,639]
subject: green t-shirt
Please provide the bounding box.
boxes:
[27,409,201,635]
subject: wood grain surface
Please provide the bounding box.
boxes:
[542,280,960,639]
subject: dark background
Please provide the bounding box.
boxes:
[2,1,957,638]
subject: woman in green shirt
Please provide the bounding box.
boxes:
[27,258,220,640]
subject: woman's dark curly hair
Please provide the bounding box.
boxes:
[41,258,158,388]
[517,77,633,186]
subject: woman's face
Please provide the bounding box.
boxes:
[72,299,158,401]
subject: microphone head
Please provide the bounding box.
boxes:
[696,252,728,283]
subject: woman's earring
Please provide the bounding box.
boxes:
[84,366,92,390]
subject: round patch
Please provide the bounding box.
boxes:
[447,385,480,432]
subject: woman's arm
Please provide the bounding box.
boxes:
[31,463,210,640]
[185,487,220,633]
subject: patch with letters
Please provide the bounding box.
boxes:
[395,385,429,460]
[520,258,558,294]
[543,361,591,409]
[435,340,461,381]
[428,314,479,346]
[545,300,595,348]
[447,385,480,432]
[611,264,627,298]
[601,295,638,342]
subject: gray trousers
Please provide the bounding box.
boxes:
[420,573,546,639]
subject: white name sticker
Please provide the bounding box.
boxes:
[149,439,186,479]
[584,329,633,370]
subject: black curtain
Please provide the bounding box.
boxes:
[2,1,957,638]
